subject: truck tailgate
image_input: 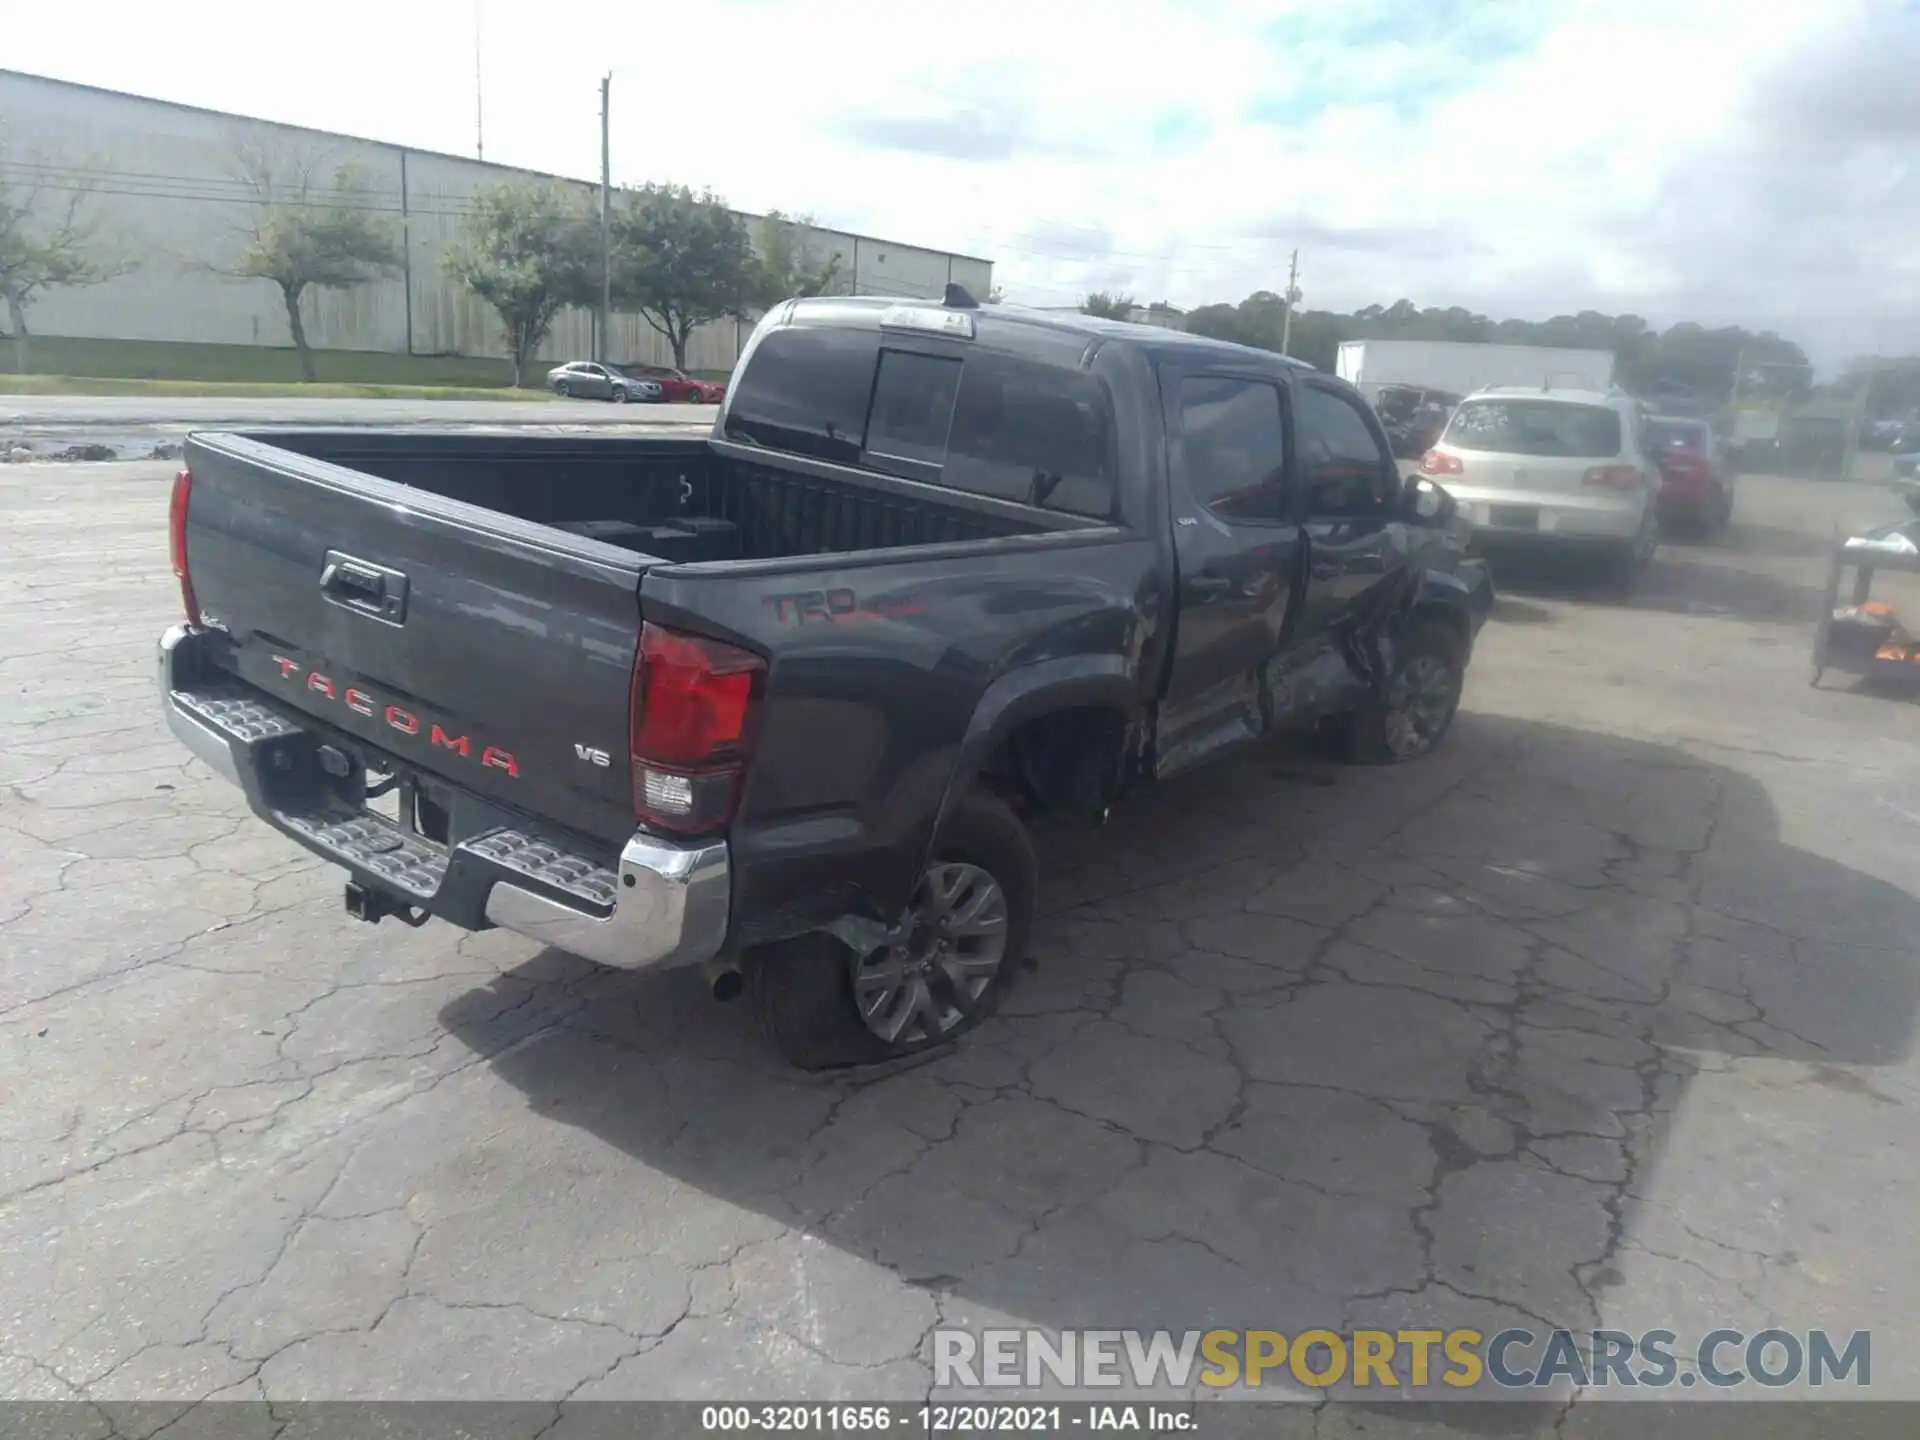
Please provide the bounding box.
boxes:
[182,433,643,846]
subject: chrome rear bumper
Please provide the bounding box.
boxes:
[157,623,730,972]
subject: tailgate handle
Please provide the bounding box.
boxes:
[320,551,409,624]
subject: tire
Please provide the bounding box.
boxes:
[1600,507,1658,596]
[746,790,1037,1071]
[1336,618,1467,765]
[1659,503,1710,543]
[554,381,571,398]
[611,386,629,404]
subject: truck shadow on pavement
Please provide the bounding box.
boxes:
[1484,549,1825,624]
[441,712,1918,1417]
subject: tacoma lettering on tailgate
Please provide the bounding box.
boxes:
[271,655,520,777]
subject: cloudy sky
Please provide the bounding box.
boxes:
[7,0,1917,372]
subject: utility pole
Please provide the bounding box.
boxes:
[598,73,612,364]
[1279,249,1300,357]
[1843,357,1878,484]
[474,0,485,160]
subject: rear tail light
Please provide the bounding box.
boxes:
[1582,464,1643,491]
[628,622,765,834]
[169,469,201,624]
[1420,450,1463,476]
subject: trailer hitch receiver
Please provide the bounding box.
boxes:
[344,881,430,928]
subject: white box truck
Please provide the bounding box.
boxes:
[1336,340,1617,402]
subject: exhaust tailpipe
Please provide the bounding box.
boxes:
[704,958,743,1003]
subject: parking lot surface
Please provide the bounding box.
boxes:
[3,461,1919,1421]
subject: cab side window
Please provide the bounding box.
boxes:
[1178,377,1288,523]
[1295,383,1395,518]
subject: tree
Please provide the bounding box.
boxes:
[444,182,597,387]
[0,129,130,372]
[753,210,843,309]
[215,133,401,381]
[1172,284,1817,401]
[1183,301,1247,345]
[609,183,757,370]
[1081,291,1136,321]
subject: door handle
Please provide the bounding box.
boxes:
[1189,573,1233,597]
[320,561,384,600]
[320,550,409,623]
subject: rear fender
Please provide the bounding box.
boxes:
[923,657,1140,859]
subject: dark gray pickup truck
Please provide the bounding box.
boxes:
[159,291,1492,1068]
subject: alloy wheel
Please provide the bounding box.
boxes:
[1382,652,1459,758]
[852,861,1009,1044]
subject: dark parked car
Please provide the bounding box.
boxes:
[629,365,727,404]
[1646,415,1735,536]
[1777,415,1849,476]
[545,362,664,403]
[159,291,1492,1070]
[1375,385,1461,459]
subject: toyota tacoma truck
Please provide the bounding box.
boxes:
[159,289,1492,1069]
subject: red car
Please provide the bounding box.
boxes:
[629,365,726,404]
[1647,415,1735,537]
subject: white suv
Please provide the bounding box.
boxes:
[1418,387,1660,584]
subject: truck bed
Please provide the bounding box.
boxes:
[259,430,1055,563]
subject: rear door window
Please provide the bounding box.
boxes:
[1443,400,1622,458]
[1176,376,1288,522]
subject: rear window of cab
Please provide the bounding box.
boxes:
[1443,399,1623,459]
[722,325,1117,519]
[1647,419,1708,453]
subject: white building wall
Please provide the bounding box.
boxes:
[0,69,992,373]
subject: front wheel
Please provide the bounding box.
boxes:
[611,386,629,404]
[1336,619,1467,765]
[554,381,571,398]
[745,790,1037,1070]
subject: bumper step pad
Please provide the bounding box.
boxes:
[278,808,450,898]
[174,685,304,743]
[460,828,619,911]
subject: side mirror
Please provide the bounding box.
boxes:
[1403,473,1454,526]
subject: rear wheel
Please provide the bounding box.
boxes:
[1659,503,1710,543]
[1602,507,1658,594]
[1336,619,1466,765]
[746,790,1037,1070]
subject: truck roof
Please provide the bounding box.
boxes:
[786,294,1322,381]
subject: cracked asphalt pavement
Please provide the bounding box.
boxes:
[3,459,1919,1425]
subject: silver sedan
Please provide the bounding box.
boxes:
[545,362,665,403]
